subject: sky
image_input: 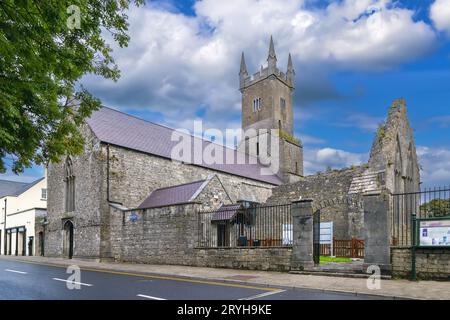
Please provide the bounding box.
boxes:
[2,0,450,188]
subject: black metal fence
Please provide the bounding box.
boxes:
[197,204,292,248]
[391,187,450,247]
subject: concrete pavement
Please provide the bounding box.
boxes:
[2,255,449,300]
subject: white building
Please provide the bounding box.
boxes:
[0,176,47,256]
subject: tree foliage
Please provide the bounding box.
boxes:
[0,0,143,173]
[420,199,450,217]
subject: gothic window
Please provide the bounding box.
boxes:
[280,97,286,109]
[404,144,415,193]
[253,98,262,112]
[64,157,75,212]
[394,138,403,194]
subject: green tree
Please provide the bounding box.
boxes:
[0,0,143,173]
[419,199,450,217]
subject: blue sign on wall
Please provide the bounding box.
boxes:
[129,211,139,222]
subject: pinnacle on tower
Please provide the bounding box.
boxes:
[268,35,276,59]
[267,35,277,74]
[286,53,295,86]
[239,52,248,89]
[239,52,248,75]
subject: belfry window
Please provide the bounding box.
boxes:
[253,98,262,112]
[280,97,286,109]
[64,157,75,212]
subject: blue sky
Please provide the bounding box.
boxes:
[2,0,450,188]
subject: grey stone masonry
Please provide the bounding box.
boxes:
[391,247,450,280]
[267,166,365,239]
[291,199,314,270]
[363,191,391,273]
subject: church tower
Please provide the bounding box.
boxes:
[238,36,303,183]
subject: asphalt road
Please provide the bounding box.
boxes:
[0,258,390,300]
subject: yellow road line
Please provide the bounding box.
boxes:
[2,258,279,292]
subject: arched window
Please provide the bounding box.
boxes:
[404,144,415,193]
[394,138,403,194]
[64,157,75,212]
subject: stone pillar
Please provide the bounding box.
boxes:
[291,199,314,271]
[363,191,391,274]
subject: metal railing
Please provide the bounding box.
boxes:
[197,204,292,248]
[391,187,450,247]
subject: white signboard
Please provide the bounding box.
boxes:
[282,224,293,246]
[320,222,333,244]
[419,220,450,246]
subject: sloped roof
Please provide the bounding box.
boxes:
[0,177,45,198]
[211,204,242,221]
[86,107,282,185]
[138,180,207,209]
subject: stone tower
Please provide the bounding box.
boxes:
[238,36,303,183]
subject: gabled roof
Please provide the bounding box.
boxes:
[86,107,282,185]
[138,179,207,209]
[0,177,45,198]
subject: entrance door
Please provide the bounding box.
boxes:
[217,223,229,247]
[28,236,34,256]
[63,221,74,259]
[38,232,44,256]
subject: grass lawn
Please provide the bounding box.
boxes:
[319,256,353,264]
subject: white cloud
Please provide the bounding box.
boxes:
[82,0,437,124]
[430,0,450,34]
[417,146,450,187]
[304,147,368,174]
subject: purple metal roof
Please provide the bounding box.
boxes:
[211,204,242,221]
[86,107,282,185]
[138,180,206,209]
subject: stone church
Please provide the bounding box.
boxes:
[44,37,420,261]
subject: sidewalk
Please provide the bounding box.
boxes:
[3,255,449,300]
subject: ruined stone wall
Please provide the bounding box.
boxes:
[391,247,450,280]
[266,167,365,239]
[368,99,420,194]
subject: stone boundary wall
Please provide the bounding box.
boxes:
[110,204,292,271]
[194,247,292,272]
[391,247,450,280]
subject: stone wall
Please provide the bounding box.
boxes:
[391,247,450,280]
[110,203,200,265]
[107,144,273,208]
[109,201,292,272]
[195,247,292,272]
[266,166,365,239]
[45,125,107,259]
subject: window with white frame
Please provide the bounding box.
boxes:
[41,188,47,200]
[253,98,262,112]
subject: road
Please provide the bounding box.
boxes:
[0,258,390,300]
